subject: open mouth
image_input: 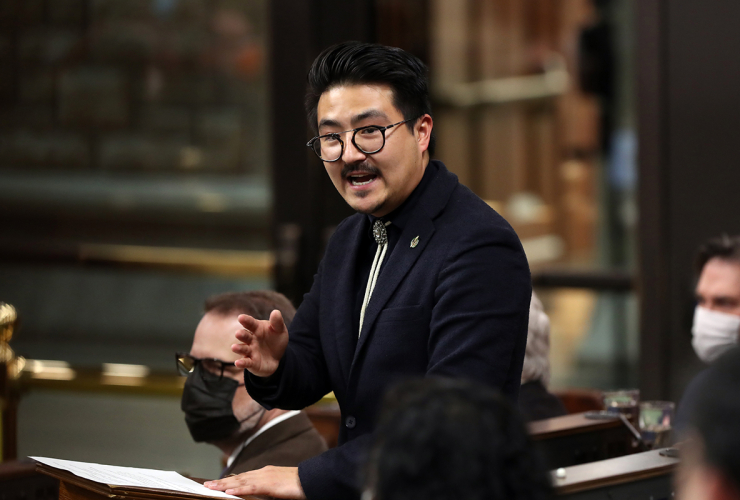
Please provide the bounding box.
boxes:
[348,173,377,186]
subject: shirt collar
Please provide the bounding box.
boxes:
[226,410,301,468]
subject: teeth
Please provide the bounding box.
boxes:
[348,173,375,186]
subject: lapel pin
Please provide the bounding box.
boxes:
[410,236,420,248]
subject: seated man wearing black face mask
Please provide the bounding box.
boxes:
[179,291,327,477]
[675,235,740,436]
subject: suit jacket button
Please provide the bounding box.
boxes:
[345,416,356,429]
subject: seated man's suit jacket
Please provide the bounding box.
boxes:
[247,160,531,500]
[224,412,327,476]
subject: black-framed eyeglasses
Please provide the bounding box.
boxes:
[175,352,237,380]
[306,117,417,162]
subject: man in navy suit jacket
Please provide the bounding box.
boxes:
[205,41,531,500]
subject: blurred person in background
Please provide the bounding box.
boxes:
[675,235,740,434]
[363,377,553,500]
[179,291,326,476]
[675,347,740,500]
[518,292,567,422]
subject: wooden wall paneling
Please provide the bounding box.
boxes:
[434,109,473,187]
[430,0,602,264]
[532,0,559,47]
[375,0,430,62]
[430,0,473,185]
[554,0,602,261]
[430,0,469,83]
[463,0,485,196]
[510,105,529,196]
[478,108,512,202]
[530,103,558,208]
[477,0,520,203]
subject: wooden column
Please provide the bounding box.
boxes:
[269,0,374,303]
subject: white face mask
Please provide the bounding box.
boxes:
[692,306,740,364]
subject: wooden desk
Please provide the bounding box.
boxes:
[553,448,678,499]
[530,412,638,469]
[0,460,59,500]
[36,465,260,500]
[305,402,341,448]
[303,408,640,469]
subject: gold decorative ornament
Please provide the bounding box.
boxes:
[0,302,18,363]
[0,302,25,380]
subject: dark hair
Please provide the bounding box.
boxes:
[305,41,435,155]
[690,347,740,493]
[204,290,296,327]
[365,378,553,500]
[695,234,740,275]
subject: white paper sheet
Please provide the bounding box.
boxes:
[31,457,240,499]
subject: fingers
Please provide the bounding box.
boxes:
[231,331,255,369]
[234,327,254,343]
[232,327,254,354]
[231,342,256,370]
[237,313,259,332]
[204,467,305,499]
[236,311,287,339]
[269,309,287,334]
[204,475,263,496]
[231,342,252,359]
[204,475,241,491]
[234,357,252,369]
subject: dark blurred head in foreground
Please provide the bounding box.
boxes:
[364,377,553,500]
[677,347,740,500]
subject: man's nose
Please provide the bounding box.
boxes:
[342,136,367,164]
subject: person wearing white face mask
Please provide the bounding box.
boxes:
[692,307,740,363]
[675,234,740,435]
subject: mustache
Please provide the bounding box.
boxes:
[341,162,381,179]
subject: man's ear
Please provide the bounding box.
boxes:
[415,114,433,153]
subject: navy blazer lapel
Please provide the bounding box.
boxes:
[329,216,367,382]
[353,162,458,360]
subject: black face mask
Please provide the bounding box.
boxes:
[181,364,243,443]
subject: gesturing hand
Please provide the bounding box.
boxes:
[232,309,289,378]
